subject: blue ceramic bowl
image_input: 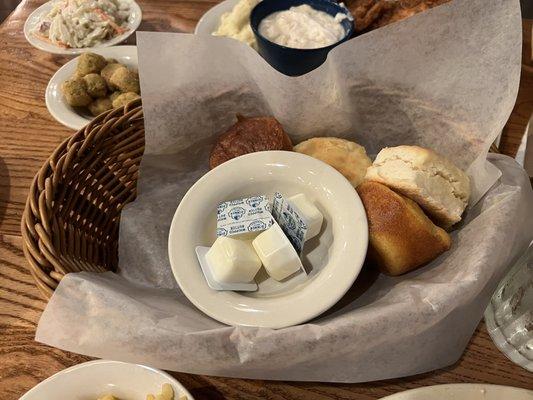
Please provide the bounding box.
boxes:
[250,0,355,76]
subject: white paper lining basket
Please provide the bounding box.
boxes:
[34,0,533,383]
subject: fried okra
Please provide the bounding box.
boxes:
[83,73,107,98]
[61,78,92,107]
[109,67,140,94]
[112,92,140,108]
[76,52,107,76]
[101,63,124,89]
[88,97,113,116]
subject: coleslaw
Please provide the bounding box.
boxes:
[34,0,132,48]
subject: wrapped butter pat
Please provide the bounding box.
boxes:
[206,236,262,283]
[287,193,323,240]
[272,192,308,254]
[217,195,275,238]
[252,223,304,281]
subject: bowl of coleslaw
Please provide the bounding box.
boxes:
[24,0,142,55]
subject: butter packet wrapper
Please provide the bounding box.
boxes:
[272,192,308,254]
[216,195,275,238]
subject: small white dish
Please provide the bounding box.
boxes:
[20,359,194,400]
[168,151,368,329]
[24,0,142,55]
[194,0,239,35]
[379,384,533,400]
[45,45,138,130]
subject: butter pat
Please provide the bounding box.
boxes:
[287,193,323,240]
[217,195,275,238]
[272,192,308,254]
[196,246,257,291]
[252,224,303,281]
[206,236,262,283]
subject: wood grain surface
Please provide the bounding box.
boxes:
[1,234,532,400]
[0,1,532,399]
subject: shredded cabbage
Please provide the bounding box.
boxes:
[35,0,132,48]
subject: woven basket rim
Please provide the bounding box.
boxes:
[21,99,144,299]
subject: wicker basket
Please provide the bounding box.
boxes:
[21,99,144,299]
[21,98,501,299]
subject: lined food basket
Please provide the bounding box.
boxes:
[20,97,502,299]
[21,99,144,298]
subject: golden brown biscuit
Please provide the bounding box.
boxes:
[365,145,470,227]
[357,181,451,276]
[209,115,293,169]
[294,137,371,187]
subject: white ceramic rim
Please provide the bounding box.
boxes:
[194,0,238,35]
[23,0,142,55]
[168,151,369,329]
[379,383,533,399]
[45,45,138,130]
[19,359,194,400]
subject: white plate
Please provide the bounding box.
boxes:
[168,151,369,329]
[24,0,142,55]
[380,384,533,400]
[194,0,239,35]
[20,360,194,400]
[45,45,138,130]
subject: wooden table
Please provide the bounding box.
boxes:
[0,2,532,399]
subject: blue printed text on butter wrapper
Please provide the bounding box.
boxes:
[272,192,308,254]
[216,195,275,237]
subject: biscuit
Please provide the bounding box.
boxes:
[294,137,371,187]
[365,145,470,227]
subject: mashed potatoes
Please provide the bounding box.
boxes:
[212,0,260,49]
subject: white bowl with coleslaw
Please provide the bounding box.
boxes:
[24,0,142,55]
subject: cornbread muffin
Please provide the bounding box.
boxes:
[357,181,451,276]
